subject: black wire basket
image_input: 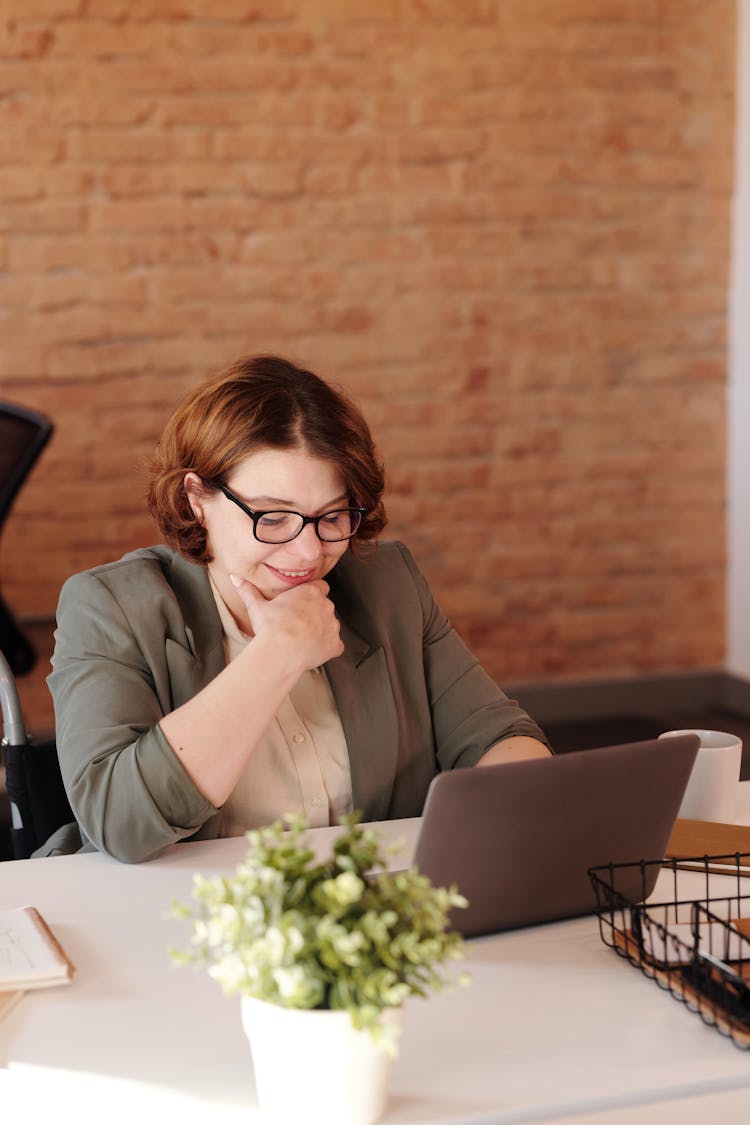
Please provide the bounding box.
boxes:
[589,854,750,1048]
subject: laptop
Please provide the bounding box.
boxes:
[412,735,699,938]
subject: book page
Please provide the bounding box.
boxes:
[0,906,74,990]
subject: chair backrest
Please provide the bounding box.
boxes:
[0,401,54,527]
[0,647,72,860]
[0,402,54,675]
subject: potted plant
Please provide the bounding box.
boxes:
[170,813,468,1125]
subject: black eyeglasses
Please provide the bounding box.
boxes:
[205,480,367,544]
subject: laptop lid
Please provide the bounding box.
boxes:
[412,735,699,939]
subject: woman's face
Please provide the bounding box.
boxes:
[185,447,351,624]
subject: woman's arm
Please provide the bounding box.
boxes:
[477,736,552,766]
[394,544,552,767]
[159,574,342,807]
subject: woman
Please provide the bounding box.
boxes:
[47,355,550,862]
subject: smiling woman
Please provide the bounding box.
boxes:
[44,355,550,863]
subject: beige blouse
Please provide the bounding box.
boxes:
[208,576,354,835]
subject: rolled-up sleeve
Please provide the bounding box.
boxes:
[48,568,217,863]
[397,544,550,770]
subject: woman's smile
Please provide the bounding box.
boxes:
[265,564,319,587]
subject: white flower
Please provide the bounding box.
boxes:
[332,872,365,904]
[331,929,365,964]
[241,897,266,933]
[205,903,241,947]
[282,924,305,956]
[208,952,246,991]
[272,964,323,1008]
[257,926,288,967]
[273,965,306,1000]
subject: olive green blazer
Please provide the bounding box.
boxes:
[46,541,546,862]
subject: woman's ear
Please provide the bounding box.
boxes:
[183,472,205,521]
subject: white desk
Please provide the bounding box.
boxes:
[3,800,750,1124]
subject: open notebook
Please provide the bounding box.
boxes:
[412,735,699,938]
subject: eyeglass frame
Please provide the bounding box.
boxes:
[202,479,368,544]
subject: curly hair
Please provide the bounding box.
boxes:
[146,355,387,563]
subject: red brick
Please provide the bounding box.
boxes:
[159,96,267,127]
[171,24,316,57]
[50,21,171,57]
[0,200,86,232]
[5,0,79,13]
[0,25,56,60]
[0,127,63,163]
[0,167,44,201]
[67,126,212,162]
[48,95,157,126]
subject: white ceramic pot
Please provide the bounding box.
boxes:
[240,996,400,1125]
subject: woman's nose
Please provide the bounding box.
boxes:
[287,521,324,560]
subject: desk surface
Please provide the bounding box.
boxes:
[3,797,750,1123]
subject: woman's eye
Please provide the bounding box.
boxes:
[258,512,293,528]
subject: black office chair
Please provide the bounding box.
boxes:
[0,401,54,675]
[0,646,73,860]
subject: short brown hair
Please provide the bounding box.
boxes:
[147,355,387,563]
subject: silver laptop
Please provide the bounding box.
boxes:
[413,735,699,938]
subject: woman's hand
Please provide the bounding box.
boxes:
[230,574,344,674]
[160,576,343,809]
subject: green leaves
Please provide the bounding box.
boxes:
[169,813,468,1044]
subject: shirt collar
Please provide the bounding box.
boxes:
[207,570,252,648]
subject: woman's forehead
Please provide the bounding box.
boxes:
[227,447,347,504]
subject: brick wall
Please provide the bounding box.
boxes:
[0,0,736,686]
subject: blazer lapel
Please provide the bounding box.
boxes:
[325,618,399,821]
[166,553,226,693]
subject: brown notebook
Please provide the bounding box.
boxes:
[666,819,750,869]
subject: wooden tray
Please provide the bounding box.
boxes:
[615,927,750,1047]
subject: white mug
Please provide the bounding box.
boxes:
[659,729,743,822]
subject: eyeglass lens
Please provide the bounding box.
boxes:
[255,509,362,543]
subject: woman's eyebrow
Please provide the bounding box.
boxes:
[246,492,350,509]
